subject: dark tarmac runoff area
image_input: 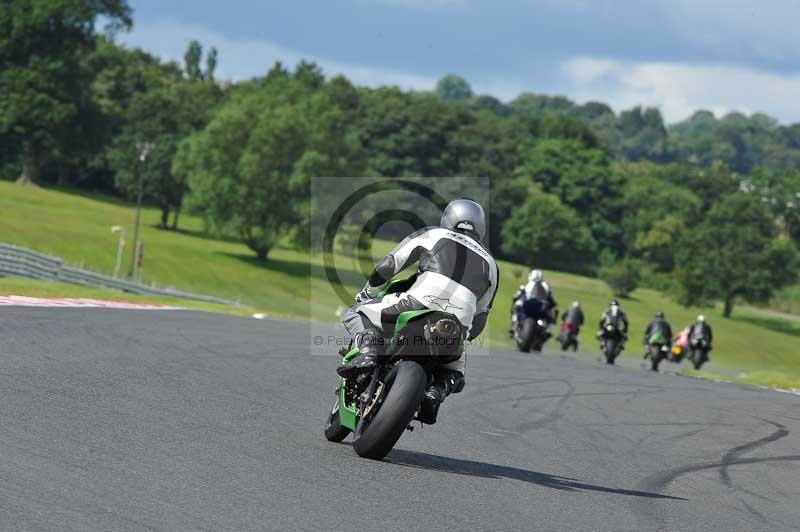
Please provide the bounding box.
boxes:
[0,307,798,531]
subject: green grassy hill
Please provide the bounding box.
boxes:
[2,181,799,385]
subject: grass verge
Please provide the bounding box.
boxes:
[1,180,799,381]
[682,368,800,393]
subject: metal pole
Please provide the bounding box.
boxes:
[112,226,125,278]
[127,142,152,280]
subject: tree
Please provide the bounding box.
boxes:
[599,259,641,298]
[0,0,132,184]
[178,75,362,261]
[747,167,800,243]
[109,67,222,229]
[615,106,669,162]
[618,164,701,258]
[675,193,800,317]
[184,41,203,81]
[205,47,218,82]
[435,74,473,103]
[109,87,185,228]
[509,93,576,117]
[634,215,686,273]
[501,186,597,274]
[515,138,624,255]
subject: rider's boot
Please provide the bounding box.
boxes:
[418,369,464,425]
[337,330,380,377]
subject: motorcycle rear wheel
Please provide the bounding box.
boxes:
[353,360,427,460]
[650,347,664,371]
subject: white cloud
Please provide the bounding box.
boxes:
[562,56,800,123]
[121,21,438,91]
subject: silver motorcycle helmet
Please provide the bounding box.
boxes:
[440,198,486,240]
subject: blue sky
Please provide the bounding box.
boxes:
[122,0,800,123]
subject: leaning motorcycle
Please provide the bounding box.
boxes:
[512,297,551,352]
[646,332,670,372]
[599,322,625,364]
[324,278,465,460]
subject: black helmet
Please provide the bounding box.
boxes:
[609,299,619,307]
[656,311,664,319]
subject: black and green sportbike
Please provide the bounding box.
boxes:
[645,332,669,372]
[323,277,465,460]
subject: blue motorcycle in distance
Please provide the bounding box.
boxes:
[512,297,552,352]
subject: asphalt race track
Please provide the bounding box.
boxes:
[1,308,798,531]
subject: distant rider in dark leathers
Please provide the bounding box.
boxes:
[561,301,585,330]
[690,314,713,359]
[597,299,629,349]
[337,199,498,424]
[644,311,672,355]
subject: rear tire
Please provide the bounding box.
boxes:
[650,347,663,372]
[352,361,427,460]
[516,318,535,352]
[324,397,350,442]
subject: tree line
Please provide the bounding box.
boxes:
[2,1,798,317]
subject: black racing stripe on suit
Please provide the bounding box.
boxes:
[369,255,396,287]
[419,238,492,300]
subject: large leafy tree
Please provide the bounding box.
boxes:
[747,167,800,243]
[501,186,597,275]
[108,43,222,229]
[0,0,132,184]
[515,137,624,255]
[177,72,362,261]
[435,74,473,103]
[617,164,701,264]
[675,193,799,317]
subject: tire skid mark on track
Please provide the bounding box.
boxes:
[740,499,770,523]
[636,416,794,503]
[639,455,800,492]
[512,379,575,433]
[719,418,789,488]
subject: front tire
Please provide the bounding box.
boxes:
[352,361,427,460]
[516,318,535,352]
[692,349,707,370]
[324,397,350,442]
[604,339,618,364]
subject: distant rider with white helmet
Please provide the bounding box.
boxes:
[509,269,558,338]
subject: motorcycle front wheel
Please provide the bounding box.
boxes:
[604,339,618,364]
[516,318,536,352]
[692,349,707,370]
[352,360,427,460]
[324,397,351,442]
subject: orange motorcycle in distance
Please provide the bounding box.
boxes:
[669,327,690,363]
